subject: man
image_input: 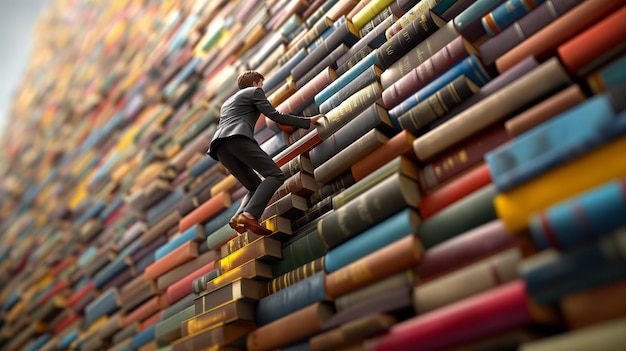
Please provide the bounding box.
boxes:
[207,70,324,235]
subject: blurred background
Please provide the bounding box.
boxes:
[0,0,49,134]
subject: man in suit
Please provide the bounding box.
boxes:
[208,71,324,235]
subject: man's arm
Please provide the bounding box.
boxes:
[252,88,313,129]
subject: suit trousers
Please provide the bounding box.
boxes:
[214,136,285,219]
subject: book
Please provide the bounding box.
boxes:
[413,57,572,162]
[418,184,499,249]
[586,52,626,94]
[495,0,624,73]
[351,130,417,182]
[364,280,537,351]
[418,162,491,217]
[256,271,327,326]
[325,234,423,299]
[453,0,505,42]
[247,302,335,351]
[171,320,256,350]
[217,236,282,273]
[505,84,587,137]
[314,128,389,185]
[310,313,397,351]
[397,75,480,135]
[380,21,463,90]
[181,299,256,337]
[481,0,547,37]
[320,65,383,114]
[520,229,626,305]
[518,318,626,351]
[317,173,421,250]
[556,5,626,77]
[559,279,626,330]
[377,10,447,69]
[479,0,584,66]
[267,256,325,294]
[529,176,626,251]
[413,247,522,314]
[324,208,420,273]
[495,134,626,234]
[309,102,395,168]
[388,54,491,126]
[486,93,619,192]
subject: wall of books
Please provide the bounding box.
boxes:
[0,0,625,350]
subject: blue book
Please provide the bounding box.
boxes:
[25,334,50,351]
[262,47,307,93]
[325,208,419,273]
[255,272,327,326]
[482,0,547,37]
[2,289,20,311]
[529,176,626,251]
[188,155,218,178]
[163,56,202,97]
[486,94,621,191]
[454,0,505,40]
[260,131,289,157]
[99,195,124,220]
[305,0,340,28]
[319,65,382,114]
[132,324,156,349]
[521,229,626,304]
[315,49,380,106]
[58,329,78,350]
[307,16,346,53]
[168,13,199,53]
[388,54,491,125]
[78,245,97,267]
[94,250,132,289]
[84,287,121,327]
[146,187,184,223]
[154,224,203,261]
[204,200,241,236]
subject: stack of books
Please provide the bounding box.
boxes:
[0,0,625,350]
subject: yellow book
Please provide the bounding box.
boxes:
[211,174,239,197]
[495,135,626,233]
[352,0,395,29]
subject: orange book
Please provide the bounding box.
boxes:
[144,240,199,281]
[247,302,334,351]
[325,235,424,299]
[560,279,626,330]
[178,190,232,233]
[123,296,162,327]
[495,0,624,73]
[351,130,416,182]
[557,5,626,76]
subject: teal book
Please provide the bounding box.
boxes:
[324,208,420,273]
[84,287,121,328]
[388,54,490,126]
[486,94,619,191]
[154,223,203,260]
[314,49,380,106]
[255,272,327,326]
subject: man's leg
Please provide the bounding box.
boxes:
[215,137,285,219]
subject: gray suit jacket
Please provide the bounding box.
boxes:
[207,87,311,160]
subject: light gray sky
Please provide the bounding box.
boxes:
[0,0,50,133]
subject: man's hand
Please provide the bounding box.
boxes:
[309,114,325,125]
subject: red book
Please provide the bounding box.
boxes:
[495,0,624,73]
[178,190,232,233]
[273,128,323,168]
[166,260,218,304]
[67,280,95,309]
[144,240,199,281]
[419,163,492,219]
[557,5,626,76]
[364,280,534,351]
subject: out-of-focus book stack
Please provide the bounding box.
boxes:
[0,0,625,350]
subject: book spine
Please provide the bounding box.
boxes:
[256,271,327,326]
[217,236,283,273]
[419,184,499,249]
[377,10,444,69]
[557,5,626,77]
[486,94,616,191]
[325,234,423,299]
[481,0,546,38]
[389,54,491,124]
[385,0,438,39]
[267,256,325,294]
[414,57,571,162]
[495,135,626,234]
[418,123,509,192]
[351,130,416,182]
[413,247,522,314]
[454,0,505,42]
[505,84,587,137]
[418,163,492,218]
[271,226,328,277]
[495,0,624,73]
[144,240,199,281]
[325,208,419,273]
[529,176,626,251]
[397,75,479,135]
[321,65,381,114]
[317,173,420,249]
[364,280,533,351]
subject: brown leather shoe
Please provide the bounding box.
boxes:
[236,214,272,236]
[229,216,247,234]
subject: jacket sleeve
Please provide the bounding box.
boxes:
[252,88,311,129]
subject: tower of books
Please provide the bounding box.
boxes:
[1,0,625,350]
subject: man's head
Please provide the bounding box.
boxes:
[237,71,265,89]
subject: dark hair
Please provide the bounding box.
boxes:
[237,71,265,89]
